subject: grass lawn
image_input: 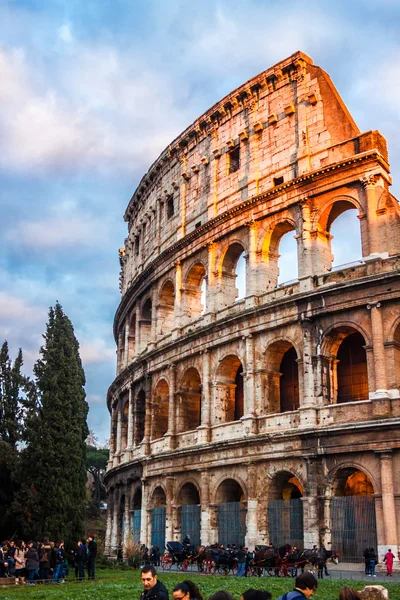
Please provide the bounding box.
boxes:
[0,570,398,600]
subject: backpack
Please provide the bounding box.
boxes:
[40,550,48,563]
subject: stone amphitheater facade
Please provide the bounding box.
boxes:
[104,52,400,563]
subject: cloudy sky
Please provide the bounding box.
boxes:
[1,0,399,442]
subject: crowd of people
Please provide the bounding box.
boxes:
[0,535,97,585]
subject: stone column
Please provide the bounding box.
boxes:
[156,198,161,254]
[166,364,177,449]
[198,350,211,443]
[123,492,131,556]
[205,241,217,318]
[105,498,113,553]
[245,463,258,548]
[302,460,320,547]
[378,452,399,559]
[150,287,157,348]
[166,476,175,542]
[135,305,141,355]
[321,494,332,548]
[200,470,211,546]
[361,175,381,257]
[245,219,259,305]
[111,493,119,553]
[126,386,134,453]
[108,406,115,469]
[124,322,130,368]
[113,402,122,467]
[297,198,314,292]
[143,394,152,456]
[173,260,182,337]
[140,480,150,548]
[368,302,391,417]
[243,335,257,435]
[300,320,317,426]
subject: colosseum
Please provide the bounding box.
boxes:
[104,51,400,564]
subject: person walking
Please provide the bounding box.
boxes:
[236,545,247,577]
[87,535,97,580]
[369,548,377,577]
[384,548,395,576]
[363,547,370,575]
[25,541,40,586]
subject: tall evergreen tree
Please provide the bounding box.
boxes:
[0,341,25,538]
[17,304,89,543]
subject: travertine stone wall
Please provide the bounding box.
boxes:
[106,52,400,562]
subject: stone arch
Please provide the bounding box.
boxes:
[158,279,175,336]
[117,323,126,371]
[182,262,207,323]
[320,324,369,404]
[212,474,248,504]
[149,485,167,551]
[152,378,169,440]
[176,478,201,505]
[267,470,304,550]
[218,240,247,306]
[214,354,244,423]
[177,367,202,433]
[328,464,377,562]
[140,297,152,351]
[313,196,363,272]
[177,481,201,546]
[325,461,379,498]
[134,388,146,445]
[264,339,300,414]
[260,217,298,290]
[390,318,400,389]
[215,477,247,547]
[150,484,167,507]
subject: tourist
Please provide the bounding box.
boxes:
[140,565,169,600]
[173,580,203,600]
[277,571,318,599]
[369,548,377,577]
[25,541,40,586]
[77,539,87,581]
[52,540,64,583]
[38,538,51,582]
[363,547,371,575]
[14,540,26,585]
[383,548,395,576]
[208,592,234,600]
[236,544,247,577]
[87,534,97,580]
[338,588,361,600]
[242,589,272,600]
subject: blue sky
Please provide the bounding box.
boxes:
[1,0,399,442]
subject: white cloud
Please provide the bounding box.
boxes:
[58,24,73,44]
[79,339,116,365]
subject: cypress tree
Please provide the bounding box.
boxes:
[0,342,25,538]
[18,304,89,543]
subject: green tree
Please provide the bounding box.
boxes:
[0,342,25,538]
[86,441,109,514]
[17,303,89,543]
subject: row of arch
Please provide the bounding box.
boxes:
[114,325,373,447]
[115,466,378,561]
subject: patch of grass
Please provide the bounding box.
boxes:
[1,570,399,600]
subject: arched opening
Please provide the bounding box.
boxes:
[151,487,166,551]
[132,488,142,543]
[134,389,146,445]
[265,340,299,414]
[268,471,304,550]
[127,313,136,363]
[117,325,125,371]
[331,468,377,562]
[179,483,201,546]
[280,347,299,412]
[121,396,129,451]
[177,367,202,433]
[262,220,297,290]
[216,479,246,546]
[140,298,152,352]
[214,355,244,424]
[158,280,175,336]
[317,201,362,274]
[183,263,207,324]
[394,322,400,389]
[219,242,246,307]
[277,230,298,286]
[337,332,368,403]
[152,379,169,440]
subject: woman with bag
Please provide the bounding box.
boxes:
[14,541,26,585]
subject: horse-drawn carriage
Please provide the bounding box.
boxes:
[249,545,338,578]
[161,542,193,571]
[200,546,238,575]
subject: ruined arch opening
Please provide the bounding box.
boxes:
[268,471,303,550]
[264,221,297,289]
[215,355,244,424]
[265,340,299,414]
[216,479,246,547]
[177,367,202,433]
[151,486,166,551]
[152,379,169,440]
[127,312,136,363]
[183,263,207,324]
[337,332,368,403]
[277,229,298,286]
[317,200,362,273]
[134,389,146,445]
[179,482,201,546]
[220,242,246,306]
[158,280,175,337]
[140,298,152,352]
[331,468,376,563]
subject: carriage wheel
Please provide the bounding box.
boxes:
[202,558,216,575]
[161,553,172,571]
[278,565,288,578]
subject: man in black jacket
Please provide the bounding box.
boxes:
[87,536,97,580]
[140,566,169,600]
